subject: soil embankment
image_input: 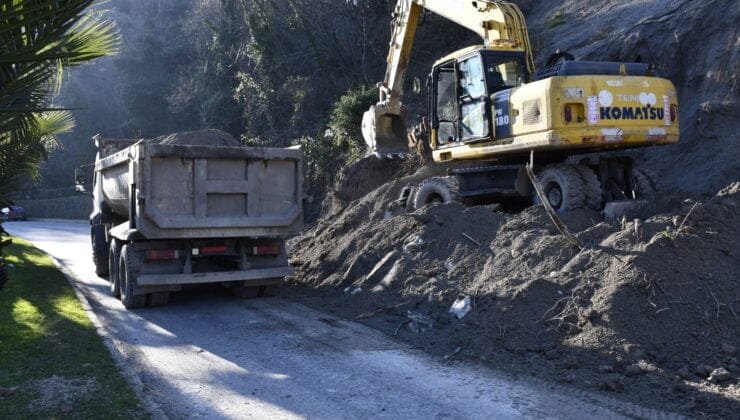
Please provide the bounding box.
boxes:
[289,1,739,415]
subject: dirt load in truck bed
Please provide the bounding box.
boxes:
[144,129,242,146]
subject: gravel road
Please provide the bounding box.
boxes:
[6,220,658,419]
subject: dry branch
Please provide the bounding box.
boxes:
[525,152,581,250]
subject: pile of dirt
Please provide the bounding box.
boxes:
[146,129,242,147]
[290,1,739,414]
[290,176,739,415]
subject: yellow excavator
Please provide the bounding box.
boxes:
[363,0,679,212]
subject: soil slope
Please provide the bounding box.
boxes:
[290,0,739,415]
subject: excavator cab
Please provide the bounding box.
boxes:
[429,48,529,150]
[362,0,535,159]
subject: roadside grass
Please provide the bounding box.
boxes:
[0,237,147,418]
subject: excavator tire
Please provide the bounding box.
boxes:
[412,176,460,210]
[575,165,604,210]
[632,170,657,200]
[534,164,586,213]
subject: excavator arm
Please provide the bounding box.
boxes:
[362,0,534,158]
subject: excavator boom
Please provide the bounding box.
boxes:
[362,0,534,158]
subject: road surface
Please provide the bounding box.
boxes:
[6,220,659,419]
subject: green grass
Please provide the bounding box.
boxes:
[0,237,147,419]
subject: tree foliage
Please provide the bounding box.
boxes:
[0,0,118,198]
[32,0,477,197]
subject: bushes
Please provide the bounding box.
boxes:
[294,85,377,190]
[327,84,377,160]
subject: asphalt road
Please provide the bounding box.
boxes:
[6,220,655,419]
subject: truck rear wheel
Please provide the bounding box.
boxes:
[413,176,459,210]
[231,282,261,298]
[109,240,121,298]
[534,164,586,213]
[119,245,146,309]
[91,224,109,276]
[258,284,280,297]
[148,292,170,306]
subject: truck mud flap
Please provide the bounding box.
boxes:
[136,267,294,286]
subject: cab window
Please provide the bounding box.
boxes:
[458,55,490,140]
[436,69,457,144]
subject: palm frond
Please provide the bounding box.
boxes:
[0,0,120,198]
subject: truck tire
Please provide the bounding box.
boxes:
[632,170,657,200]
[109,240,121,298]
[231,282,261,298]
[413,176,459,209]
[258,283,281,297]
[91,224,109,277]
[119,245,146,309]
[148,292,170,306]
[534,164,586,213]
[575,165,603,210]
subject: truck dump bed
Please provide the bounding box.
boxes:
[96,135,303,240]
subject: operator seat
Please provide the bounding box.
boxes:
[489,70,506,93]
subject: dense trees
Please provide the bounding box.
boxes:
[27,0,477,197]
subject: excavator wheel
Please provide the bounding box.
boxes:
[534,165,586,213]
[575,165,604,210]
[412,177,460,210]
[632,170,657,200]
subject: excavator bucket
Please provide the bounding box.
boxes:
[362,104,409,159]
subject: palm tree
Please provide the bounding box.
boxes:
[0,0,119,197]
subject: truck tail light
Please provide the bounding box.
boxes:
[146,250,179,260]
[253,245,281,256]
[564,105,573,123]
[670,104,678,122]
[199,245,228,254]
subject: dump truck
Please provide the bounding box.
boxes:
[364,0,679,213]
[84,130,303,309]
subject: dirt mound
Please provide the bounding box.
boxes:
[290,178,740,416]
[146,129,241,146]
[290,1,739,415]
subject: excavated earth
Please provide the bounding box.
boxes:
[289,174,739,417]
[289,0,739,416]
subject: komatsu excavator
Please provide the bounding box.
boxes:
[363,0,679,212]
